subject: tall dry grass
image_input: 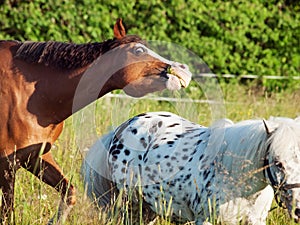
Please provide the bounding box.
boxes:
[9,81,300,224]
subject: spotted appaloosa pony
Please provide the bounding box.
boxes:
[0,18,192,223]
[83,112,300,225]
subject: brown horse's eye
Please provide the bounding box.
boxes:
[134,46,147,55]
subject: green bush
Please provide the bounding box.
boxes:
[0,0,299,89]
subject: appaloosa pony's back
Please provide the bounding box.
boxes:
[0,19,191,223]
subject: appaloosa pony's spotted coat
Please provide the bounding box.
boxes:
[83,112,300,225]
[0,19,192,223]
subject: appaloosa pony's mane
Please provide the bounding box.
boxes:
[15,35,145,70]
[266,117,300,157]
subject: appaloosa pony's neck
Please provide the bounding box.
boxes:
[213,123,269,197]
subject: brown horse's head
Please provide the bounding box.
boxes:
[91,18,192,98]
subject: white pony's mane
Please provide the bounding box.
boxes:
[206,116,300,171]
[266,117,300,158]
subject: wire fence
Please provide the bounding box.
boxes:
[105,93,220,104]
[196,74,300,80]
[104,73,299,103]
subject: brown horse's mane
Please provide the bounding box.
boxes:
[14,35,144,70]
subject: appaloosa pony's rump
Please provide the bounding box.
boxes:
[0,18,191,223]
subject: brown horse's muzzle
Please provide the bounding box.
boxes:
[168,62,192,88]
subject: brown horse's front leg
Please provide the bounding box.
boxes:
[23,151,76,224]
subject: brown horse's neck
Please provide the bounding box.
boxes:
[12,38,143,127]
[15,36,143,71]
[15,41,107,70]
[27,62,120,127]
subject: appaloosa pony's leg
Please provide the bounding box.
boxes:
[23,151,76,225]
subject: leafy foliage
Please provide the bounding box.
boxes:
[0,0,299,89]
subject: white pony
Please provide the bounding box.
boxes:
[82,112,300,225]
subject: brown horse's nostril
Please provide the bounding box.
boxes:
[179,64,186,69]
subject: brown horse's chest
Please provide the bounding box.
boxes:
[0,118,63,159]
[0,72,63,158]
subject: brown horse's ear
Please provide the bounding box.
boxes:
[114,18,126,39]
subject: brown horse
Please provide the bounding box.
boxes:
[0,18,192,223]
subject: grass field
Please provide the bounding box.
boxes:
[8,80,300,224]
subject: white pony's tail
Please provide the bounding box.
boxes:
[81,131,117,208]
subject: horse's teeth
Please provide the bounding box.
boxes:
[169,68,187,87]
